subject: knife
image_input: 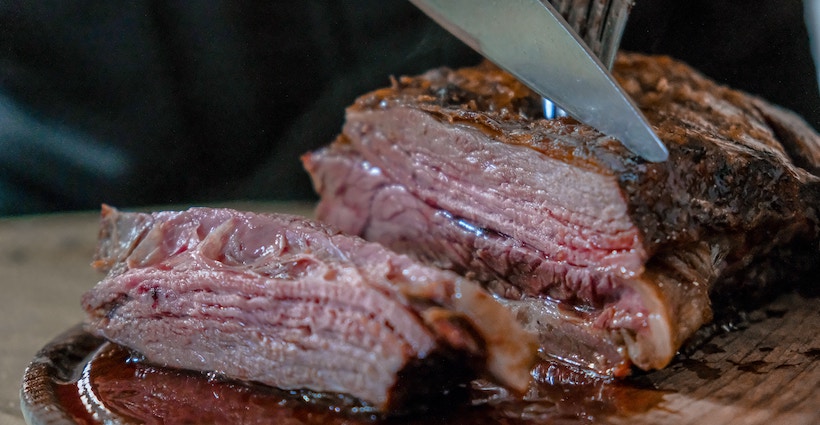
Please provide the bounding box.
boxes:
[410,0,669,162]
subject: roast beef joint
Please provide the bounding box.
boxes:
[303,52,820,378]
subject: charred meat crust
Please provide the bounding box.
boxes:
[303,52,819,375]
[348,55,819,257]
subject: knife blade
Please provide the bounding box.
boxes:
[410,0,669,162]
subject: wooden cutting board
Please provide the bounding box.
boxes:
[4,204,819,425]
[606,290,819,424]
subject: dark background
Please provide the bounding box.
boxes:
[1,0,817,216]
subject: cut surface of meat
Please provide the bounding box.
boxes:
[81,206,536,412]
[303,53,820,376]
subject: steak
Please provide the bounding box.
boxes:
[302,53,820,376]
[81,206,536,412]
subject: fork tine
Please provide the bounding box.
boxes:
[583,0,610,57]
[542,0,632,119]
[565,0,592,39]
[549,0,572,17]
[598,0,632,68]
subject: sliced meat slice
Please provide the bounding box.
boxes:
[305,144,705,375]
[82,206,536,412]
[302,53,820,376]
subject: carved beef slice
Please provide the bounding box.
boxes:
[81,206,536,412]
[302,53,820,377]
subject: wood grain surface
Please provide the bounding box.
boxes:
[610,291,819,424]
[3,203,819,425]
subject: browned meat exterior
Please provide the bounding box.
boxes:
[302,53,820,376]
[81,206,536,412]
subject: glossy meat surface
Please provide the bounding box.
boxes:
[82,206,536,411]
[303,53,820,375]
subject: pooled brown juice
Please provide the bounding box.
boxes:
[55,342,668,425]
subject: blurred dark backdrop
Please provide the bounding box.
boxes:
[1,0,817,216]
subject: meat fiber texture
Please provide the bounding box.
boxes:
[81,206,536,412]
[302,53,820,377]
